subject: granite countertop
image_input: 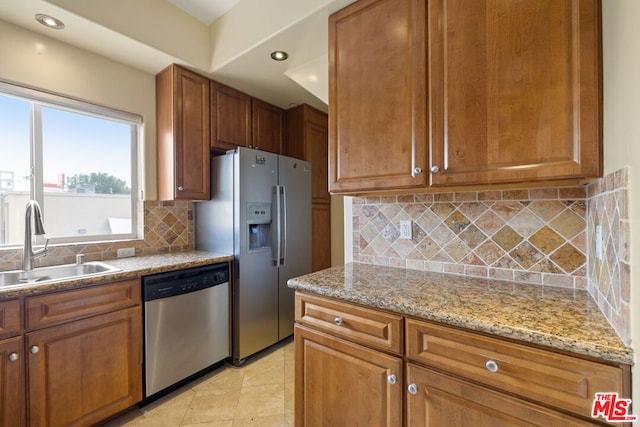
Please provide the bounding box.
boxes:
[288,262,633,365]
[0,250,233,300]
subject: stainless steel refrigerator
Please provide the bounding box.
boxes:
[195,147,311,364]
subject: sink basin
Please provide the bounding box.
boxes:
[0,262,122,287]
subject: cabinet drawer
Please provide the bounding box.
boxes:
[26,279,141,330]
[406,319,627,418]
[406,363,596,427]
[0,299,21,339]
[295,293,403,354]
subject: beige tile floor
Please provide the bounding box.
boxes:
[103,339,295,426]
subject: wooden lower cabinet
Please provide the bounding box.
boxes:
[26,305,142,426]
[406,363,596,427]
[0,336,25,427]
[294,293,631,426]
[294,325,403,427]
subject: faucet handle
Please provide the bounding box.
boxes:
[34,238,49,258]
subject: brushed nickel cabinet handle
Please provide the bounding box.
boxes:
[407,383,418,395]
[485,360,499,373]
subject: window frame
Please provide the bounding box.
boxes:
[0,79,141,247]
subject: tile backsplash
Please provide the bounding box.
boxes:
[0,200,194,271]
[353,174,632,345]
[352,188,588,288]
[587,168,631,344]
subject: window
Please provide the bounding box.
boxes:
[0,81,140,247]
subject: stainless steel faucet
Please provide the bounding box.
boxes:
[23,200,49,271]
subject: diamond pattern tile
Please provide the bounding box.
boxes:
[550,210,584,239]
[529,226,564,255]
[353,187,589,288]
[509,242,544,270]
[493,226,523,252]
[444,210,471,234]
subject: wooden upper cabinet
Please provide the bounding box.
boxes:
[428,0,602,186]
[156,64,211,200]
[285,104,332,272]
[210,81,252,151]
[329,0,602,193]
[285,104,330,203]
[252,98,284,154]
[329,0,428,193]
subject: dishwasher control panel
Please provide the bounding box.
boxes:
[142,263,229,301]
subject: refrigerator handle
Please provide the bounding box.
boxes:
[281,185,287,266]
[272,185,281,267]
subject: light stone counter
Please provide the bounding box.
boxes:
[0,251,233,300]
[288,262,633,365]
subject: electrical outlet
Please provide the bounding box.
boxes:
[117,247,136,258]
[400,220,412,239]
[595,225,603,260]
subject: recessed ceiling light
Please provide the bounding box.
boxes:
[35,14,65,30]
[270,51,289,61]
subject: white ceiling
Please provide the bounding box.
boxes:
[168,0,240,25]
[0,0,357,112]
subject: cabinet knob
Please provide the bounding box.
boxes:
[30,345,40,354]
[387,374,397,385]
[485,360,499,373]
[334,317,344,326]
[413,167,423,175]
[430,165,440,173]
[407,383,418,395]
[8,352,19,362]
[177,186,184,191]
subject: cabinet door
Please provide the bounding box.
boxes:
[252,99,283,154]
[211,81,252,151]
[295,325,402,427]
[285,104,330,203]
[406,363,596,427]
[312,203,331,271]
[27,306,142,427]
[428,0,602,186]
[307,118,329,204]
[157,65,210,200]
[329,0,428,192]
[0,336,24,427]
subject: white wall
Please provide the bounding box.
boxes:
[0,19,157,200]
[602,0,640,405]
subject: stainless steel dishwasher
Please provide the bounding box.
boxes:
[143,263,230,401]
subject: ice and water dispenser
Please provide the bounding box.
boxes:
[247,202,271,251]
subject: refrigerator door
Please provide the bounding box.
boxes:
[236,148,280,360]
[277,155,312,339]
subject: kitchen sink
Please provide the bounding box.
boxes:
[0,261,122,287]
